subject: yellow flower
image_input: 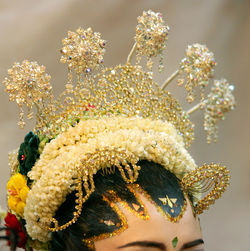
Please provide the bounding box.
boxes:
[7,173,30,216]
[16,201,26,216]
[19,186,29,202]
[7,197,19,211]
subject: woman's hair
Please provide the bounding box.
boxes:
[51,160,190,251]
[0,227,18,251]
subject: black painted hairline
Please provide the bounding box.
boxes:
[51,160,190,251]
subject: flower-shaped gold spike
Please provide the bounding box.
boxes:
[203,79,235,143]
[60,27,106,82]
[161,43,216,103]
[178,44,216,103]
[2,60,53,128]
[186,79,235,143]
[128,10,170,72]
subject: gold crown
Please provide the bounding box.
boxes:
[3,10,235,143]
[3,10,235,244]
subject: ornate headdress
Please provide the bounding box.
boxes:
[2,10,235,250]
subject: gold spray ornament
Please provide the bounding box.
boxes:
[2,60,52,128]
[178,44,216,102]
[161,43,216,99]
[204,79,235,143]
[186,79,235,143]
[60,27,106,75]
[134,10,170,71]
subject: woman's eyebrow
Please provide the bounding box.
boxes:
[117,239,204,250]
[180,239,204,250]
[117,241,166,250]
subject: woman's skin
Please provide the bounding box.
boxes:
[95,193,204,251]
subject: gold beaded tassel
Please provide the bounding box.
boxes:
[186,79,235,143]
[47,176,85,231]
[129,10,170,72]
[45,147,140,232]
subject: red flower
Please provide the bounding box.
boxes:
[84,103,95,111]
[4,212,27,249]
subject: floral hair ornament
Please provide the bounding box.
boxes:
[2,9,235,249]
[4,212,28,250]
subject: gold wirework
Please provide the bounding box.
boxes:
[181,164,230,214]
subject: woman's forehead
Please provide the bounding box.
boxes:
[95,193,202,250]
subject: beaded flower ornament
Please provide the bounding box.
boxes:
[2,10,235,250]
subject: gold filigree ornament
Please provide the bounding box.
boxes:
[181,164,230,214]
[2,9,235,246]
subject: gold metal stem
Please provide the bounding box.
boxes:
[186,102,202,115]
[161,70,179,90]
[127,42,137,63]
